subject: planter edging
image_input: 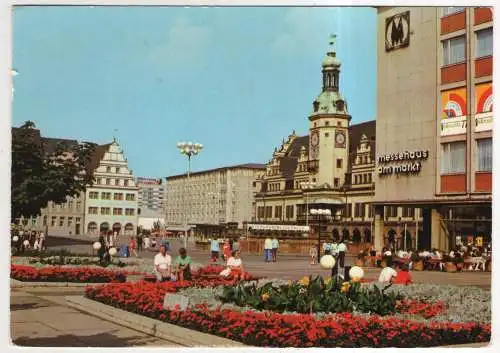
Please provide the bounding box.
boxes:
[64,296,245,347]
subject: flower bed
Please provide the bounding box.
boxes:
[11,264,126,283]
[84,277,490,347]
[191,264,258,281]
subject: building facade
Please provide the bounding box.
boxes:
[373,7,493,251]
[84,140,139,236]
[253,38,381,246]
[136,177,167,230]
[165,163,266,236]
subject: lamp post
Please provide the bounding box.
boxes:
[332,210,343,278]
[300,181,316,226]
[310,208,331,255]
[176,141,203,249]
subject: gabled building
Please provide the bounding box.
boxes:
[84,139,139,236]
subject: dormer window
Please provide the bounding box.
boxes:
[313,101,319,112]
[336,100,344,111]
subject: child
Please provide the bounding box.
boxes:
[310,245,318,265]
[393,263,413,285]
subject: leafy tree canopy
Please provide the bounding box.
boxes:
[11,121,96,221]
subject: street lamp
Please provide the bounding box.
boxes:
[176,141,203,249]
[310,208,331,255]
[300,181,316,226]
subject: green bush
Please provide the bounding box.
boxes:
[218,275,403,316]
[18,249,93,258]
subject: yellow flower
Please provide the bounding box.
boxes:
[351,277,361,283]
[261,293,270,302]
[341,282,351,293]
[324,277,332,285]
[299,276,310,286]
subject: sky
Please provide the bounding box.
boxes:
[12,6,377,178]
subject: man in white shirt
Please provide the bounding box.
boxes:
[271,238,279,262]
[264,238,272,263]
[378,264,398,283]
[153,245,172,282]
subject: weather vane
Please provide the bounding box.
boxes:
[113,128,118,142]
[328,34,337,47]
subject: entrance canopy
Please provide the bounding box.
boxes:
[247,224,310,232]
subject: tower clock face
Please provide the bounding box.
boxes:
[335,131,345,145]
[311,131,319,147]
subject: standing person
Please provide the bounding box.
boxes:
[310,244,318,265]
[222,239,231,262]
[210,238,220,262]
[271,237,279,262]
[337,240,347,269]
[98,234,106,263]
[39,231,45,251]
[264,237,273,263]
[113,231,118,243]
[175,247,192,281]
[33,233,40,251]
[137,233,143,252]
[153,245,172,282]
[144,235,150,250]
[129,236,138,257]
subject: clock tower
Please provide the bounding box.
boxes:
[309,35,351,187]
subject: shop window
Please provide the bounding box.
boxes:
[441,7,465,17]
[441,142,466,174]
[443,36,465,65]
[477,138,492,172]
[476,28,493,58]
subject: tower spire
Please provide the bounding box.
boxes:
[327,34,337,56]
[321,34,341,92]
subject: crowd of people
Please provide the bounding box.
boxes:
[11,230,46,252]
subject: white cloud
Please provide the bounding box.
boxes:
[151,18,213,71]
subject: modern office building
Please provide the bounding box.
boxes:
[136,177,167,230]
[373,7,493,251]
[165,163,266,236]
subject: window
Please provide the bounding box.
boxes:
[368,173,372,183]
[265,206,272,218]
[60,202,66,209]
[115,179,120,185]
[125,208,135,216]
[124,180,129,186]
[477,138,492,172]
[441,142,466,174]
[59,217,64,227]
[101,192,111,200]
[68,200,74,208]
[89,191,99,199]
[285,205,294,219]
[354,203,365,218]
[325,132,330,137]
[476,28,493,58]
[126,193,135,201]
[51,216,56,226]
[114,193,124,201]
[113,208,123,215]
[76,217,81,223]
[115,167,120,173]
[443,36,466,65]
[336,159,343,168]
[43,216,47,226]
[325,121,330,126]
[367,204,373,218]
[257,206,265,219]
[88,207,98,215]
[100,207,110,215]
[386,206,398,218]
[106,179,111,185]
[68,217,73,227]
[441,7,465,16]
[343,204,352,218]
[274,206,282,219]
[106,166,111,173]
[97,178,102,185]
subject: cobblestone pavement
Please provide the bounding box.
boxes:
[10,287,181,347]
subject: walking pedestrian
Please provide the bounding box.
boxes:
[271,237,279,262]
[129,236,138,257]
[264,237,273,263]
[210,238,220,262]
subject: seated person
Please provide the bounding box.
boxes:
[226,250,244,280]
[378,262,398,284]
[153,245,172,282]
[175,247,192,281]
[393,263,413,285]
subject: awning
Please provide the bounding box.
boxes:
[166,225,195,232]
[247,224,310,232]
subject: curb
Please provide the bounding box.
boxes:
[11,279,107,288]
[65,296,245,347]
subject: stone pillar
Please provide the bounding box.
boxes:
[420,208,432,251]
[431,209,443,250]
[374,206,385,251]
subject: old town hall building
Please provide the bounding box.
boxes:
[252,37,379,249]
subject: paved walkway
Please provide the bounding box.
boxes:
[10,287,180,347]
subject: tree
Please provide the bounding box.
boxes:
[11,121,96,221]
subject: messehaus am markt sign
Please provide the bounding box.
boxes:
[377,150,429,177]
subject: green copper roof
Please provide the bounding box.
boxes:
[310,90,349,116]
[322,54,341,67]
